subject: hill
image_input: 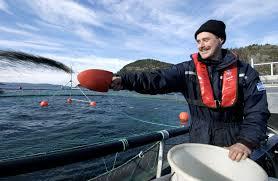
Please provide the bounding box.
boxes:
[0,82,63,90]
[230,44,278,63]
[230,44,278,75]
[117,58,173,75]
[117,44,278,75]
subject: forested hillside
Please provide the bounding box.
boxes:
[117,44,278,75]
[117,59,173,75]
[230,44,278,75]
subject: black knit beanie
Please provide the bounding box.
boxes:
[194,20,226,44]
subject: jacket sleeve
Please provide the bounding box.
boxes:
[121,64,186,95]
[238,66,270,149]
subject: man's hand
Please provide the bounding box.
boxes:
[226,143,251,162]
[110,76,123,91]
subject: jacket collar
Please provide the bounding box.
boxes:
[197,49,238,70]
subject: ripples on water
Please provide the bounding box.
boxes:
[0,90,189,180]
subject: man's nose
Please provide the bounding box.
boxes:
[198,41,204,49]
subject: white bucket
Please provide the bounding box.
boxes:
[167,143,268,181]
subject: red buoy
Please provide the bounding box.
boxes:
[40,101,49,107]
[90,101,97,107]
[179,112,189,126]
[67,98,72,104]
[77,69,113,92]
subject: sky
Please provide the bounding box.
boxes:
[0,0,277,85]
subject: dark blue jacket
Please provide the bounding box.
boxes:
[121,49,270,149]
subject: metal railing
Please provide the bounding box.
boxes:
[251,58,278,85]
[251,58,278,76]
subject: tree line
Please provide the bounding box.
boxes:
[117,44,278,76]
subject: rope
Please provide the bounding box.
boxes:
[102,152,119,179]
[158,130,170,140]
[91,142,160,180]
[119,139,129,151]
[71,87,179,129]
[76,86,91,102]
[43,79,73,100]
[122,112,179,128]
[71,98,90,103]
[112,152,118,170]
[102,158,108,172]
[129,153,143,180]
[63,80,71,87]
[146,144,159,169]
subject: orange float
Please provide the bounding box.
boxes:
[40,101,49,107]
[179,112,189,126]
[67,98,72,104]
[77,69,113,92]
[90,101,97,107]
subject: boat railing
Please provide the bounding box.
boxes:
[251,59,278,85]
[251,60,278,76]
[0,127,189,178]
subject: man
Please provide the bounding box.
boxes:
[111,20,270,161]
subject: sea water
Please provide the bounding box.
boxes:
[0,87,189,180]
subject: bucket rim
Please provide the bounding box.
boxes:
[167,143,268,180]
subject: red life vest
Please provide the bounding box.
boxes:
[192,53,238,108]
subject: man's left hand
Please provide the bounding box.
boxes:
[226,143,251,162]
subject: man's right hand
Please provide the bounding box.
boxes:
[226,143,251,162]
[110,76,123,90]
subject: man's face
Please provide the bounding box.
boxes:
[196,32,223,59]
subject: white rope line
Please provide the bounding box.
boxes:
[76,86,91,102]
[102,158,108,172]
[158,130,170,140]
[102,152,119,177]
[148,146,159,169]
[97,94,179,129]
[45,84,180,130]
[64,80,73,97]
[104,152,119,180]
[119,138,129,151]
[112,152,118,170]
[71,98,90,103]
[48,80,72,99]
[122,112,179,128]
[91,142,160,180]
[63,80,71,87]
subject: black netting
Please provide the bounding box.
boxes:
[90,133,189,181]
[90,143,160,181]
